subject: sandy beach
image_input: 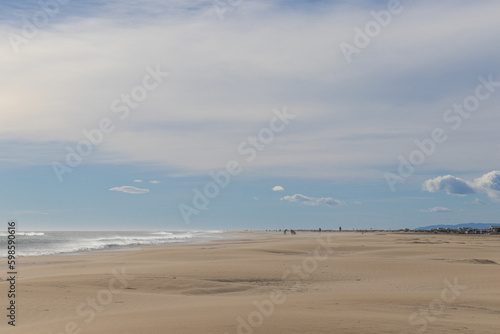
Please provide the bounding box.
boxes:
[2,231,500,334]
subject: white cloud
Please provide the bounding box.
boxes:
[133,180,143,182]
[420,207,451,213]
[354,201,362,205]
[109,186,150,194]
[281,194,344,207]
[423,175,475,195]
[272,186,284,192]
[149,180,160,184]
[423,171,500,201]
[473,170,500,201]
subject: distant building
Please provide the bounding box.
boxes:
[490,225,500,234]
[457,226,491,234]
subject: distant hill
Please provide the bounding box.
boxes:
[415,223,492,230]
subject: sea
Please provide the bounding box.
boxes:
[0,230,225,257]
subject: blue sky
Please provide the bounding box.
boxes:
[1,0,499,231]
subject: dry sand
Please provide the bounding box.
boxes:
[1,231,500,333]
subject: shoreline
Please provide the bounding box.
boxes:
[6,229,499,260]
[8,229,499,260]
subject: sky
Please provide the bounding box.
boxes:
[0,0,499,231]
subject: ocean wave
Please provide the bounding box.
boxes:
[152,231,174,235]
[14,239,189,257]
[191,230,225,234]
[0,232,45,236]
[17,232,45,236]
[95,233,193,243]
[0,230,221,257]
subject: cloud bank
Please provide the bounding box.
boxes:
[1,1,499,179]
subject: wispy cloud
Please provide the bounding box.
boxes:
[420,207,451,213]
[109,186,150,194]
[281,194,344,207]
[272,186,284,191]
[133,179,143,182]
[149,180,160,184]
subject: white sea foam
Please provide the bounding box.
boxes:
[0,230,223,257]
[17,232,45,236]
[0,231,45,236]
[152,231,174,235]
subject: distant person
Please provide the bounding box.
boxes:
[319,228,322,233]
[339,226,342,232]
